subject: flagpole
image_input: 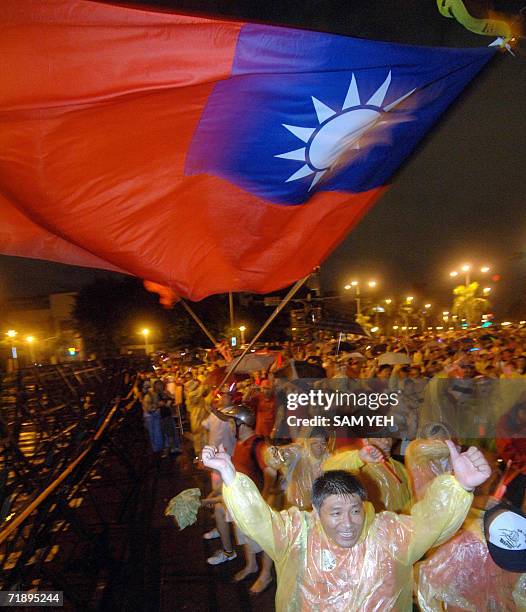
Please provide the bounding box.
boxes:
[179,299,218,346]
[215,273,312,395]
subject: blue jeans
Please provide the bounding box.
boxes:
[143,411,163,452]
[161,415,181,452]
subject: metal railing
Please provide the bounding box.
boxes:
[0,359,147,609]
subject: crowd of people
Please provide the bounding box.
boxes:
[133,323,526,610]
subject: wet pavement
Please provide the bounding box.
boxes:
[106,440,276,612]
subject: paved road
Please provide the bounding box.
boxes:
[106,441,276,612]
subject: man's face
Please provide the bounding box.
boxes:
[346,360,363,377]
[461,364,476,378]
[309,436,328,459]
[378,366,392,379]
[318,494,365,548]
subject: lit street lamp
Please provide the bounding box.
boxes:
[448,263,493,327]
[461,264,471,285]
[239,325,247,344]
[344,279,378,315]
[5,330,18,371]
[449,263,491,286]
[26,335,36,363]
[140,328,151,355]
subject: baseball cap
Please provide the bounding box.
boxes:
[484,503,526,572]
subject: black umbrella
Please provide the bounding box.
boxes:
[336,341,356,352]
[370,343,388,356]
[273,359,326,379]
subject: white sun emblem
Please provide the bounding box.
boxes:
[275,71,415,191]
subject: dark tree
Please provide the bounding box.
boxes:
[73,278,294,356]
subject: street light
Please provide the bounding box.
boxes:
[140,328,150,355]
[344,279,379,316]
[385,298,392,305]
[5,330,18,371]
[449,263,491,286]
[406,296,414,303]
[26,335,36,363]
[239,325,247,344]
[461,264,471,285]
[424,303,431,309]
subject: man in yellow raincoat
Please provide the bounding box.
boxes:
[202,441,491,611]
[323,438,412,513]
[405,439,526,611]
[265,426,333,510]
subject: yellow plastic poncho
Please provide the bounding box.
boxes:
[406,441,526,611]
[184,380,208,453]
[323,450,412,513]
[265,439,332,510]
[416,509,526,612]
[223,472,472,611]
[405,439,451,502]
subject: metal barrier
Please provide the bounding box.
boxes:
[0,359,147,609]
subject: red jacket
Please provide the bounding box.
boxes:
[496,411,526,470]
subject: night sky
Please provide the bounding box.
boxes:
[1,0,525,315]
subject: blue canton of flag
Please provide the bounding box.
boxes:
[185,24,493,206]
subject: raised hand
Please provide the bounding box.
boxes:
[359,444,383,464]
[445,440,492,491]
[201,444,236,485]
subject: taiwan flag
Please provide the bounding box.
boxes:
[0,1,494,300]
